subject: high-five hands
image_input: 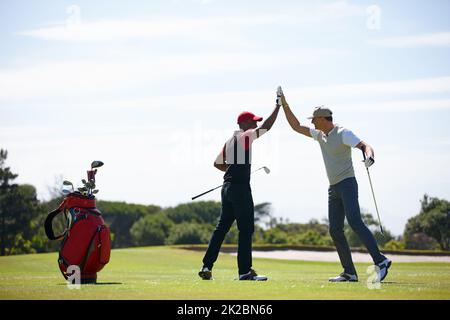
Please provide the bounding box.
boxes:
[276,86,283,107]
[276,86,289,108]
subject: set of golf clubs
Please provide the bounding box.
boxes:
[62,161,104,197]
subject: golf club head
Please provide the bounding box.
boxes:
[62,189,71,195]
[62,180,74,192]
[91,160,104,169]
[263,166,270,174]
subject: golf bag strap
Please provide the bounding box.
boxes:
[58,254,70,280]
[44,207,66,240]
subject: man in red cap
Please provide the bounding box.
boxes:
[199,92,282,281]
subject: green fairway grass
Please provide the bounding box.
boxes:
[1,246,449,300]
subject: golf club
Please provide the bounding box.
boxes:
[63,180,74,190]
[62,180,74,193]
[91,161,104,169]
[85,160,103,196]
[191,166,270,200]
[362,151,384,235]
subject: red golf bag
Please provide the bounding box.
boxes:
[45,189,111,284]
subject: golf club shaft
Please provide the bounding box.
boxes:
[191,166,268,200]
[362,151,384,235]
[366,168,384,235]
[191,185,223,200]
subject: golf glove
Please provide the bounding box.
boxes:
[276,86,283,106]
[364,156,375,168]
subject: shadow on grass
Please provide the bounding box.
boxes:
[381,281,424,285]
[57,282,123,286]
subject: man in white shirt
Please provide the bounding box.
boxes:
[280,93,391,283]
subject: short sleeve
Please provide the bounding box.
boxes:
[342,129,361,147]
[309,128,321,141]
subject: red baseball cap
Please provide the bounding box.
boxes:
[237,111,263,124]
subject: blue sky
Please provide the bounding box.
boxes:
[1,0,450,235]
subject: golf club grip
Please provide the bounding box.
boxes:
[191,185,222,200]
[362,149,366,161]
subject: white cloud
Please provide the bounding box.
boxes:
[17,17,282,43]
[2,58,449,112]
[319,0,365,18]
[334,99,450,112]
[102,95,450,114]
[0,49,344,100]
[103,79,450,112]
[120,76,450,112]
[369,32,450,47]
[17,2,366,42]
[289,76,450,99]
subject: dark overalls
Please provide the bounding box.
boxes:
[202,135,254,275]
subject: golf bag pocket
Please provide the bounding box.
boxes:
[99,225,111,265]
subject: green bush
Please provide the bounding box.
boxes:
[403,195,450,251]
[165,202,221,225]
[264,229,289,244]
[130,213,174,246]
[99,201,162,248]
[293,230,334,246]
[404,232,440,250]
[383,240,406,251]
[166,223,212,245]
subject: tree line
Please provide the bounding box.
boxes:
[1,148,449,255]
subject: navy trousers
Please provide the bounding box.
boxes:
[328,177,385,274]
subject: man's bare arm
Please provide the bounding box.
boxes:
[281,94,312,137]
[257,104,281,136]
[214,145,227,172]
[355,141,375,159]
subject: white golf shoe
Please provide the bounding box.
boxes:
[373,258,392,283]
[329,272,358,282]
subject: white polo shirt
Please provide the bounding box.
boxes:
[309,125,361,186]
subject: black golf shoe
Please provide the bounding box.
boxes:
[198,267,212,280]
[238,269,268,281]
